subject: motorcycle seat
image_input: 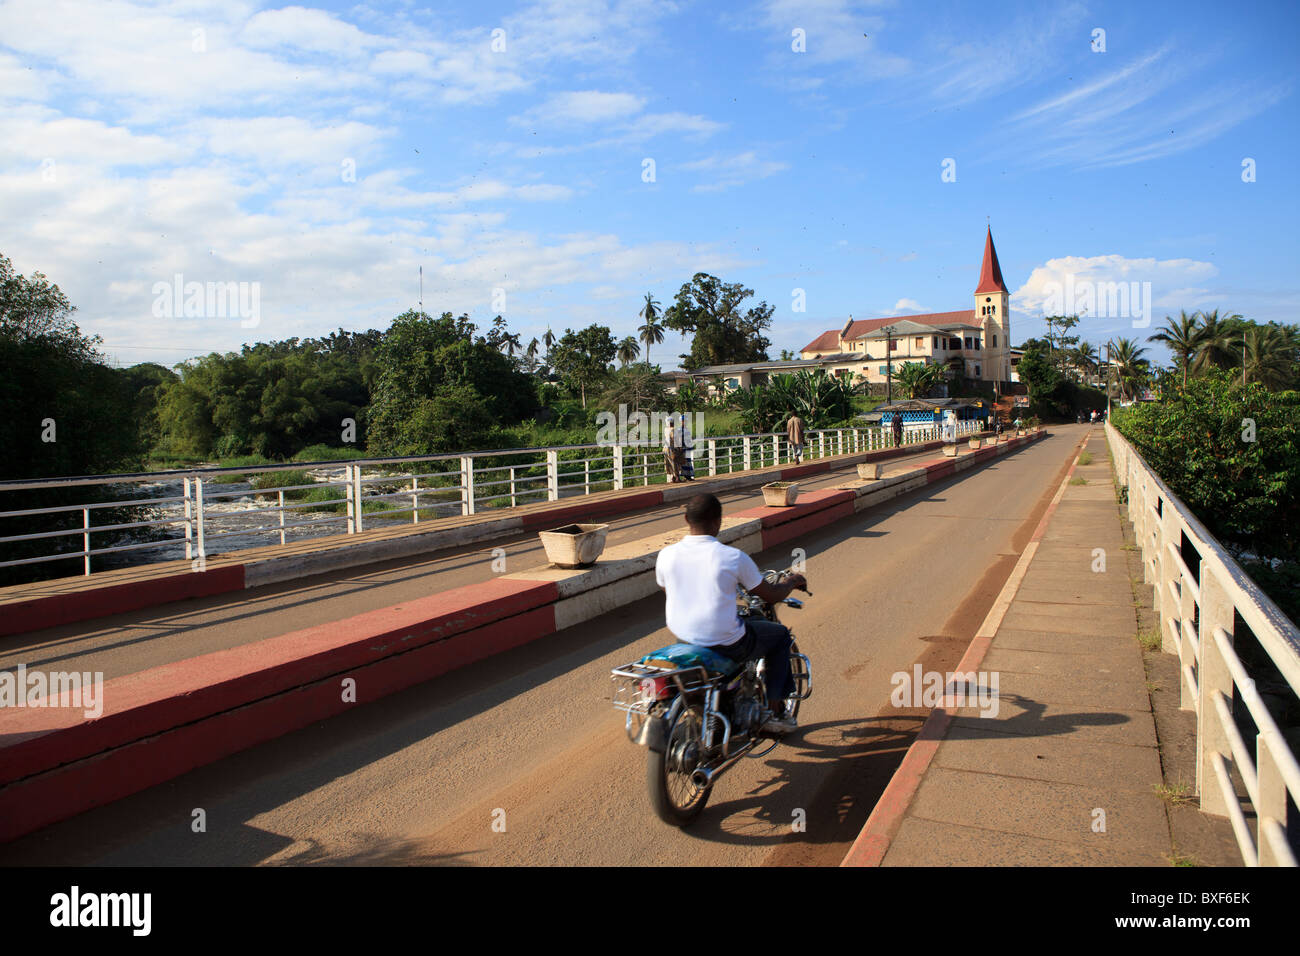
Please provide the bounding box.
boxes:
[640,642,742,677]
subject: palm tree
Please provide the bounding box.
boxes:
[1190,309,1244,375]
[893,361,943,400]
[1107,337,1150,402]
[543,327,556,367]
[1074,341,1099,384]
[1242,324,1300,390]
[1148,310,1201,389]
[524,337,540,373]
[638,292,664,368]
[617,335,640,368]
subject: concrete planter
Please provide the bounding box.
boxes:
[968,438,982,450]
[856,462,882,480]
[537,523,610,569]
[762,481,800,506]
[941,444,958,458]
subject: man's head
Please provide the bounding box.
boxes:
[684,492,723,536]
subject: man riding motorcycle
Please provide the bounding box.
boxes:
[654,493,807,734]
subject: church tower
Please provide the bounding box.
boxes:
[975,227,1010,384]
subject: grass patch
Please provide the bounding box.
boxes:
[1154,781,1195,807]
[1138,625,1162,652]
[1069,476,1089,485]
[1167,849,1198,867]
[1077,451,1093,466]
[296,444,367,462]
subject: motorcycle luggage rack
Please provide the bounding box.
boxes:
[610,662,711,716]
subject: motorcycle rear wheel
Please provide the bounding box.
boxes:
[784,639,808,721]
[648,704,711,826]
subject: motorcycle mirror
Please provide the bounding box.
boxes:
[782,598,803,609]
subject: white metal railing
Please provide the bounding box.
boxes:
[0,419,984,576]
[1107,422,1300,867]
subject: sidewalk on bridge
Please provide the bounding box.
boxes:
[848,429,1182,866]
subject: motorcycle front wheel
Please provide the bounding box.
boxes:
[647,703,711,826]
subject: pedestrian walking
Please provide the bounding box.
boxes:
[786,413,806,464]
[892,411,904,448]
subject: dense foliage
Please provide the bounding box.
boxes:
[1112,370,1299,621]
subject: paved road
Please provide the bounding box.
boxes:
[0,426,1088,866]
[1,443,961,682]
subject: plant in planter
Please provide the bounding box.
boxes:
[761,481,800,506]
[537,523,610,568]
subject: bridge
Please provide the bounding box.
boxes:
[0,423,1294,867]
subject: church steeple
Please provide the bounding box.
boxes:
[975,226,1008,295]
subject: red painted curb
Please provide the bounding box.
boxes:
[0,564,246,639]
[0,576,558,787]
[0,602,558,842]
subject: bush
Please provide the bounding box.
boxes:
[1113,370,1299,593]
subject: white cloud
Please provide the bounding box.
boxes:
[513,90,647,127]
[681,151,789,191]
[892,298,923,312]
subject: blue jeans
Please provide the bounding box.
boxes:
[716,618,795,705]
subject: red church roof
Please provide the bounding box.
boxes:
[975,227,1008,295]
[799,310,979,354]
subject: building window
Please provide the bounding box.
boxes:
[915,336,924,347]
[975,365,981,377]
[992,333,998,347]
[964,337,972,350]
[879,366,888,375]
[932,336,940,348]
[889,339,899,350]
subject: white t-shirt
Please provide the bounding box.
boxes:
[655,534,763,646]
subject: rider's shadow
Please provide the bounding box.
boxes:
[679,715,925,848]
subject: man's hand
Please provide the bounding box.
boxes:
[749,572,807,605]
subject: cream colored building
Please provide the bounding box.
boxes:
[799,228,1014,386]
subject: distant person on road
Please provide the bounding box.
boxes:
[679,414,695,481]
[786,413,806,464]
[664,416,684,483]
[892,412,904,447]
[655,493,806,734]
[1090,409,1097,424]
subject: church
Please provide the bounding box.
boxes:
[799,228,1014,388]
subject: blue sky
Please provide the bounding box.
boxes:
[1,0,1296,370]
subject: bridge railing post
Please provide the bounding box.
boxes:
[353,464,365,532]
[743,436,751,472]
[461,456,475,515]
[183,476,193,561]
[546,450,559,501]
[772,434,780,465]
[194,477,207,557]
[708,440,717,477]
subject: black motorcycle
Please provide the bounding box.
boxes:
[611,569,812,826]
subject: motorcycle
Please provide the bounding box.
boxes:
[610,569,812,826]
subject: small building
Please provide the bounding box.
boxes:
[863,398,991,431]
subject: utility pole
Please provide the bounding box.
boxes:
[885,324,896,405]
[1105,341,1112,418]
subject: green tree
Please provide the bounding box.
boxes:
[367,310,537,455]
[550,324,617,408]
[637,293,664,368]
[617,335,640,367]
[1148,310,1201,389]
[662,273,773,370]
[1190,309,1245,375]
[893,361,944,399]
[1107,337,1150,402]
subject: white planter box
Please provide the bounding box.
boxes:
[942,445,958,458]
[762,482,800,506]
[968,438,982,450]
[856,462,882,480]
[538,523,610,569]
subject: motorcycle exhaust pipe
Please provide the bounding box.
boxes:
[691,738,759,788]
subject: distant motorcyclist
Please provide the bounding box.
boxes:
[654,493,806,734]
